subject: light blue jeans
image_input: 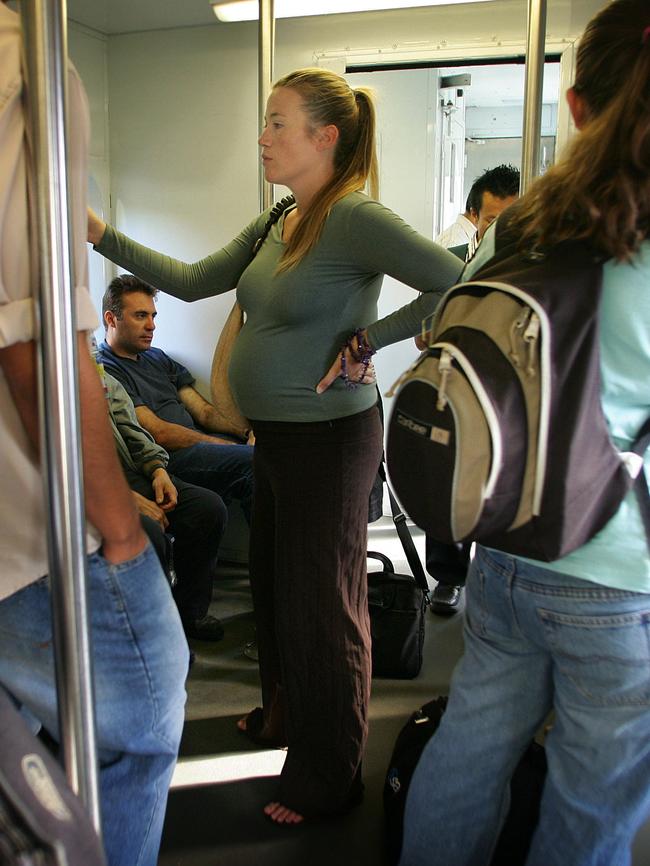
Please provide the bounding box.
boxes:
[400,545,650,866]
[0,544,188,866]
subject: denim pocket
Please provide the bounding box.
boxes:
[88,543,162,618]
[539,607,650,707]
[89,540,152,573]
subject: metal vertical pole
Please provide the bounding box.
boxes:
[20,0,102,833]
[259,0,274,211]
[520,0,547,194]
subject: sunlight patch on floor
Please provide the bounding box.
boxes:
[170,749,286,789]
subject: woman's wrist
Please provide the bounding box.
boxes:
[93,222,107,247]
[87,208,108,247]
[349,328,374,362]
[340,328,376,390]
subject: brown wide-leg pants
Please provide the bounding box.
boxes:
[249,404,383,815]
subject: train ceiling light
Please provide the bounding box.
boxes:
[211,0,493,23]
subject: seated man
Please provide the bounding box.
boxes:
[448,163,520,263]
[97,274,254,528]
[104,368,228,641]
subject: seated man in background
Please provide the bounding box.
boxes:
[448,163,520,263]
[103,368,227,641]
[97,274,254,528]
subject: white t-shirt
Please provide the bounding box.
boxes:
[0,4,100,600]
[435,213,477,249]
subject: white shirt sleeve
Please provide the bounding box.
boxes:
[0,27,97,347]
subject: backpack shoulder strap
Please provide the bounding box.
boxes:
[631,418,650,551]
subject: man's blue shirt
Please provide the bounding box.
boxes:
[98,341,196,430]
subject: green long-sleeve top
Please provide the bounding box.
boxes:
[105,371,169,478]
[97,191,463,422]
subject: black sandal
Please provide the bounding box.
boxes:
[237,707,287,748]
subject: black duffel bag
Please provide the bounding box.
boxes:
[368,551,428,679]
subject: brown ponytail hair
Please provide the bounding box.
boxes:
[271,67,379,272]
[514,0,650,261]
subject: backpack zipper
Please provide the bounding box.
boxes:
[509,308,532,368]
[523,313,540,378]
[436,350,453,410]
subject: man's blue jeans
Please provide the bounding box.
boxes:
[400,545,650,866]
[167,441,254,524]
[0,544,188,866]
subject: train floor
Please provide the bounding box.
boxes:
[158,518,650,866]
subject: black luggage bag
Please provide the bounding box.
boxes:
[384,695,547,865]
[368,476,430,680]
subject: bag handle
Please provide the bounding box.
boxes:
[378,462,430,595]
[367,550,395,574]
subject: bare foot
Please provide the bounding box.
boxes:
[264,801,304,825]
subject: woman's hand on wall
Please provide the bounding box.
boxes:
[87,206,107,246]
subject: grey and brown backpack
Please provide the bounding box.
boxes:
[386,206,648,561]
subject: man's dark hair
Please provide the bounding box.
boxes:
[466,164,520,214]
[102,274,157,324]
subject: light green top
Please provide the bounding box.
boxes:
[466,227,650,593]
[104,372,169,478]
[97,191,463,422]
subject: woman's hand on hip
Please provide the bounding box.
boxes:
[316,352,376,394]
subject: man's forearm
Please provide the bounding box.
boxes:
[146,419,235,450]
[177,384,249,439]
[1,336,145,561]
[0,341,41,452]
[198,407,248,439]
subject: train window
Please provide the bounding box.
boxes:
[346,58,560,240]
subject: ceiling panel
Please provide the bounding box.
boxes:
[67,0,217,35]
[64,1,560,109]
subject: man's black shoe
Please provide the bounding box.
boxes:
[183,614,225,642]
[430,583,462,616]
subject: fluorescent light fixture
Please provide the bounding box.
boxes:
[211,0,493,23]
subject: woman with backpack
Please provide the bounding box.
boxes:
[400,2,650,864]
